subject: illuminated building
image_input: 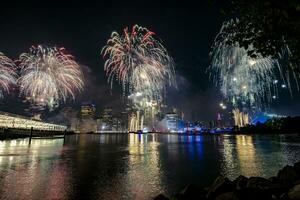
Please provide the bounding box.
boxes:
[217,112,222,128]
[102,108,113,120]
[112,117,122,131]
[165,113,179,132]
[157,112,184,133]
[0,111,66,131]
[79,118,97,133]
[99,108,113,131]
[97,108,127,132]
[81,102,96,118]
[78,102,97,132]
[251,112,286,124]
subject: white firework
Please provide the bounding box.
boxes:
[0,52,17,98]
[210,19,282,109]
[18,45,84,110]
[102,25,176,102]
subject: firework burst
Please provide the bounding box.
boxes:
[210,19,282,109]
[0,52,17,98]
[101,25,175,101]
[18,45,84,110]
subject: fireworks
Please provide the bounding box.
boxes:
[210,19,281,109]
[0,52,17,98]
[101,25,176,101]
[233,108,249,127]
[18,45,84,110]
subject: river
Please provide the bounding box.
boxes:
[0,133,300,199]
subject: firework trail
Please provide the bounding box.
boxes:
[18,45,84,110]
[102,25,176,102]
[210,19,282,109]
[0,52,17,98]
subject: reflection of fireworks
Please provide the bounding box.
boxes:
[210,20,280,109]
[0,52,17,98]
[18,45,84,110]
[102,25,175,101]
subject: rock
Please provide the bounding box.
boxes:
[247,177,271,189]
[278,166,298,185]
[174,184,206,200]
[293,179,300,186]
[266,184,289,198]
[153,194,170,200]
[207,176,234,199]
[235,175,248,190]
[279,193,290,200]
[247,176,288,197]
[269,176,282,184]
[288,184,300,200]
[215,192,236,200]
[294,162,300,178]
[234,188,273,200]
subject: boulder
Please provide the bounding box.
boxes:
[235,175,248,190]
[293,179,300,186]
[234,187,273,200]
[153,194,170,200]
[277,166,298,185]
[207,176,234,199]
[288,184,300,200]
[215,192,237,200]
[279,193,290,200]
[269,176,282,184]
[265,184,289,198]
[247,176,288,197]
[294,161,300,178]
[174,184,206,200]
[247,177,271,189]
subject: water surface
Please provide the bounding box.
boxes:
[0,133,300,200]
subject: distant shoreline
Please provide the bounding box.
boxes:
[1,131,300,141]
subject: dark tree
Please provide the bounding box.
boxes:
[223,0,300,73]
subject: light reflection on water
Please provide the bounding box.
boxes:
[0,139,71,200]
[0,134,300,200]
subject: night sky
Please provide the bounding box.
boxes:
[0,0,299,121]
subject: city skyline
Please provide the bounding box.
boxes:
[0,1,299,121]
[0,2,300,200]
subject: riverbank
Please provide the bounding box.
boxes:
[235,116,300,135]
[154,161,300,200]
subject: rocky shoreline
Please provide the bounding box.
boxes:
[154,161,300,200]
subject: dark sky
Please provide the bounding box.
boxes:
[0,0,299,121]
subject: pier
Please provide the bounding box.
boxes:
[0,111,69,140]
